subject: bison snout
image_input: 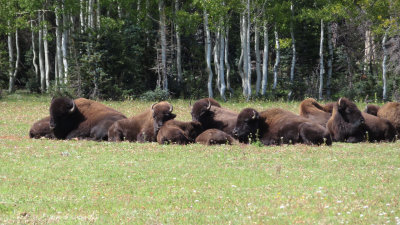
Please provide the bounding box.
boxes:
[232,128,238,137]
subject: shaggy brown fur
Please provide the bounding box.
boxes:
[326,98,367,143]
[364,104,380,116]
[191,98,221,120]
[372,102,400,134]
[299,98,332,127]
[157,120,203,145]
[234,108,332,146]
[195,129,236,145]
[362,112,396,142]
[191,99,237,135]
[29,116,54,139]
[108,101,176,142]
[49,97,126,140]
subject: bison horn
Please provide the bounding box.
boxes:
[338,97,342,106]
[69,100,76,113]
[151,103,157,112]
[252,110,257,119]
[169,103,173,112]
[206,100,211,110]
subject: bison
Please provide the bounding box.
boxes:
[365,102,400,134]
[157,120,203,145]
[108,101,176,142]
[49,97,126,140]
[326,98,367,143]
[233,108,332,146]
[191,99,237,135]
[29,116,54,139]
[362,111,396,142]
[299,98,333,127]
[195,129,237,145]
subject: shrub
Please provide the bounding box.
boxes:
[140,87,170,101]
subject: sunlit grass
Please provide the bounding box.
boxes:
[0,93,399,224]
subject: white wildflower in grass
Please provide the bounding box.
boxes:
[363,205,369,209]
[231,185,237,188]
[280,205,285,209]
[337,200,342,203]
[360,214,364,218]
[194,200,199,203]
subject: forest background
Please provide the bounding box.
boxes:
[0,0,399,102]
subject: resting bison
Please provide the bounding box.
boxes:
[365,102,400,134]
[233,108,332,146]
[326,98,367,143]
[108,101,176,142]
[299,98,333,126]
[49,97,126,140]
[362,111,396,142]
[195,129,236,145]
[191,99,237,135]
[157,120,203,145]
[29,116,54,139]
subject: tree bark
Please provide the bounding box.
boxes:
[255,20,261,96]
[327,22,333,99]
[246,0,251,100]
[243,11,249,98]
[8,22,15,93]
[225,26,233,97]
[43,14,50,91]
[261,21,269,96]
[159,0,168,91]
[214,29,220,93]
[55,4,64,87]
[382,30,388,101]
[273,25,280,91]
[31,21,39,83]
[318,19,324,100]
[288,2,296,99]
[80,0,85,33]
[204,9,213,98]
[175,0,183,89]
[62,2,69,84]
[38,13,46,92]
[219,25,226,101]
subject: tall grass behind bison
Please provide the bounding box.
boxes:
[49,97,126,140]
[108,101,176,142]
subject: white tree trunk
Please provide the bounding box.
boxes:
[204,9,213,98]
[239,14,247,96]
[88,0,94,29]
[225,26,232,96]
[31,21,39,82]
[96,0,100,30]
[318,19,324,100]
[80,0,85,33]
[55,4,64,86]
[261,21,269,96]
[255,21,261,96]
[43,17,50,91]
[219,25,226,101]
[62,2,69,84]
[55,49,58,85]
[38,13,45,92]
[273,25,280,90]
[214,30,220,93]
[243,12,249,98]
[246,0,251,99]
[175,0,183,87]
[159,0,168,90]
[288,2,296,99]
[7,22,15,93]
[327,22,333,99]
[382,30,388,101]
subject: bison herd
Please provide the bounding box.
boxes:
[29,96,400,146]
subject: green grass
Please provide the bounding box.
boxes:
[1,93,400,224]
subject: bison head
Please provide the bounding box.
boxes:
[191,98,221,122]
[364,104,380,116]
[151,101,176,134]
[49,97,77,130]
[337,97,365,125]
[233,108,260,143]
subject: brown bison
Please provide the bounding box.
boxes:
[157,120,203,145]
[29,116,54,139]
[49,97,126,140]
[328,98,395,142]
[233,108,332,146]
[108,101,176,142]
[191,99,238,135]
[299,98,333,127]
[326,98,367,143]
[365,102,400,134]
[195,129,237,145]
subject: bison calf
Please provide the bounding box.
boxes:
[195,129,236,145]
[157,120,203,145]
[108,101,176,142]
[29,116,54,139]
[49,97,126,140]
[233,108,332,146]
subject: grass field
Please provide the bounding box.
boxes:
[1,93,400,224]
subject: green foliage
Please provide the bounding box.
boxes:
[140,87,170,101]
[25,77,40,93]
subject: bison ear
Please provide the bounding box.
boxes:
[251,110,259,120]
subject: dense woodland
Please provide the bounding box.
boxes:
[0,0,399,101]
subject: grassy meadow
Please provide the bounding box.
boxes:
[0,93,400,224]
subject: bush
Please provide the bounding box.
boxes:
[25,77,41,93]
[140,87,170,101]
